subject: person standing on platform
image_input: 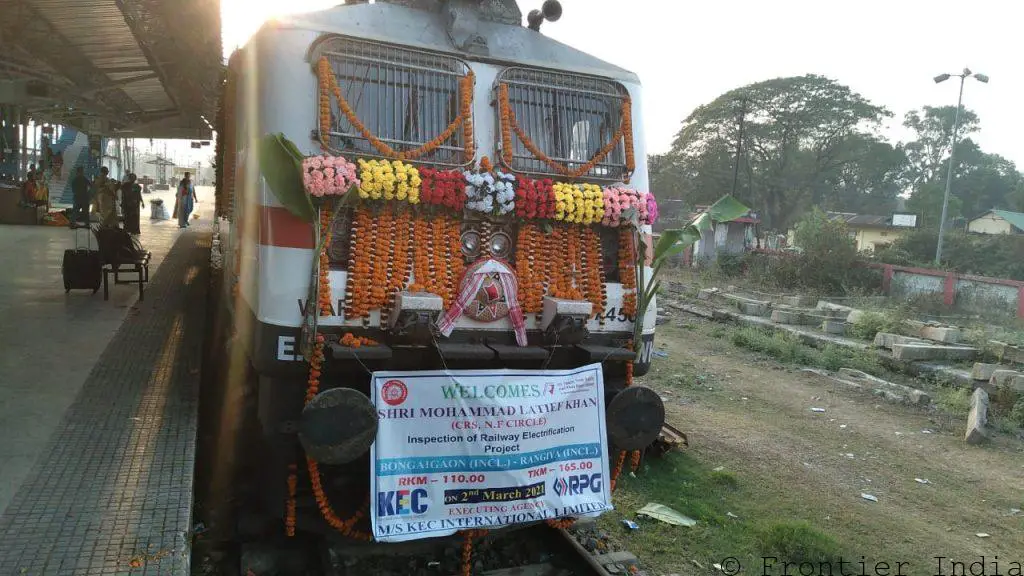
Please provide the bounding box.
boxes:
[93,167,118,227]
[120,173,144,235]
[177,172,197,228]
[70,167,91,225]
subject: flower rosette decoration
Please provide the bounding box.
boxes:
[643,191,659,225]
[357,159,421,204]
[514,176,555,220]
[464,170,516,217]
[601,186,648,227]
[419,167,465,211]
[302,154,360,198]
[553,182,604,225]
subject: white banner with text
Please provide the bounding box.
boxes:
[369,364,611,542]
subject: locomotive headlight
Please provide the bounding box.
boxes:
[461,230,481,258]
[488,232,511,258]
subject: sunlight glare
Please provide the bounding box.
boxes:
[221,0,340,53]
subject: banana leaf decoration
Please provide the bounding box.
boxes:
[258,133,315,223]
[633,195,750,352]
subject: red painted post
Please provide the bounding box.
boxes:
[943,273,956,307]
[882,265,893,294]
[1018,285,1024,319]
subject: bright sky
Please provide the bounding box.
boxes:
[221,0,1023,166]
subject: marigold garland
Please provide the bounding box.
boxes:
[460,529,489,576]
[498,82,635,181]
[383,209,413,323]
[618,228,637,318]
[546,518,576,529]
[285,463,297,537]
[318,205,333,317]
[448,215,465,299]
[515,224,545,314]
[339,333,378,348]
[408,216,432,293]
[581,226,606,319]
[318,57,475,164]
[430,216,450,304]
[610,449,627,493]
[345,209,374,319]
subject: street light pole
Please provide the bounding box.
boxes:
[933,68,988,265]
[934,76,964,265]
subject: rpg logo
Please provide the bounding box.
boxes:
[377,488,429,517]
[553,473,603,496]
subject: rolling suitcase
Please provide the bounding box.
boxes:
[62,226,102,293]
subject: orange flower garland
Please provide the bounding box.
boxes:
[368,211,392,312]
[318,57,475,163]
[383,209,413,324]
[546,518,576,529]
[618,228,637,318]
[581,226,605,318]
[460,529,489,576]
[515,224,544,314]
[610,450,627,493]
[430,216,449,303]
[498,83,635,181]
[318,205,333,317]
[339,333,378,348]
[303,326,372,540]
[345,209,374,319]
[285,463,297,537]
[447,215,465,300]
[631,449,642,473]
[408,216,431,293]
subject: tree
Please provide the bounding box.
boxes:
[902,105,1024,220]
[902,105,980,187]
[657,75,892,230]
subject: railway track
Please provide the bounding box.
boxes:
[314,521,637,576]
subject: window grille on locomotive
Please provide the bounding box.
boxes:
[314,36,473,167]
[494,67,630,181]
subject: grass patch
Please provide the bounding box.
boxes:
[845,310,904,341]
[759,521,843,564]
[598,452,849,575]
[727,326,881,374]
[935,387,971,418]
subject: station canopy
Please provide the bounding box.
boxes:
[0,0,223,139]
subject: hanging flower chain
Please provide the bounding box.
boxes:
[498,82,635,180]
[318,57,475,163]
[465,170,516,216]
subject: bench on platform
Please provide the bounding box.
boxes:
[95,227,152,301]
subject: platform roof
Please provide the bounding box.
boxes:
[0,0,223,139]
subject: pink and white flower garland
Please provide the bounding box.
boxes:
[302,154,360,197]
[601,186,650,227]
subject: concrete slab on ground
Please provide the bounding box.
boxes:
[971,363,1001,382]
[873,332,927,350]
[919,326,963,344]
[891,343,979,362]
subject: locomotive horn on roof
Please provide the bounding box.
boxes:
[527,0,562,31]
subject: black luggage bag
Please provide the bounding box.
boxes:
[63,226,102,293]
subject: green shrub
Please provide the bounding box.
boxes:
[846,311,895,341]
[1011,399,1024,428]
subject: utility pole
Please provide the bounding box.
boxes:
[933,68,988,265]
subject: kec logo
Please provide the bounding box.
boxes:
[377,488,430,517]
[553,473,603,496]
[381,379,409,406]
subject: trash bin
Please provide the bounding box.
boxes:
[150,198,169,220]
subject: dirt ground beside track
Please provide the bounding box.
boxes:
[604,320,1024,576]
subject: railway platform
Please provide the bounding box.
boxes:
[0,188,213,575]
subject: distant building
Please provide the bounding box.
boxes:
[787,212,919,252]
[688,206,760,264]
[966,209,1024,235]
